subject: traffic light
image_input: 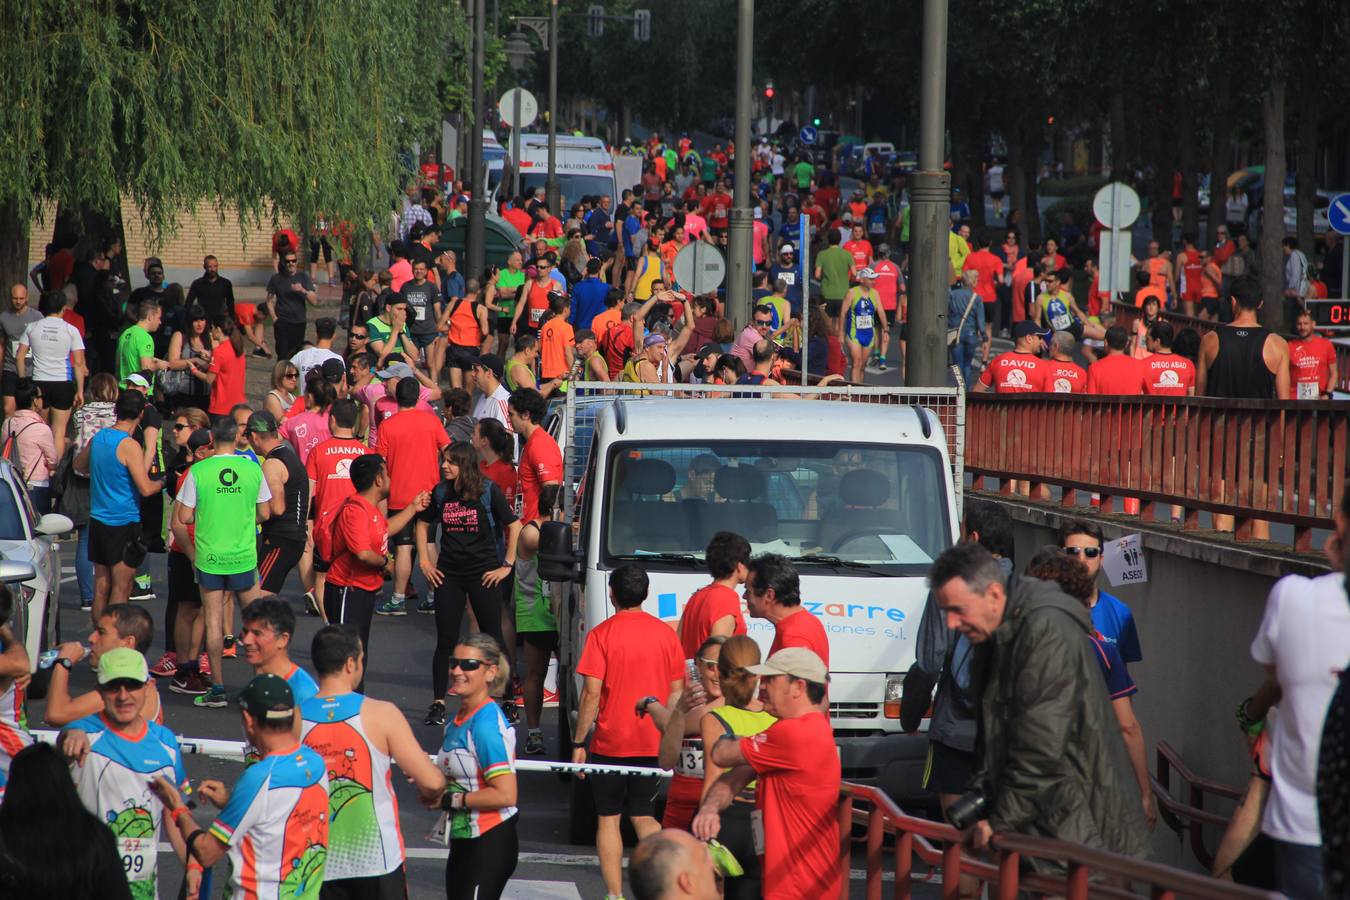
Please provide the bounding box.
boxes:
[812,117,821,126]
[764,82,775,100]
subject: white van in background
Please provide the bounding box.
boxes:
[493,134,617,211]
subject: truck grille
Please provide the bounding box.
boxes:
[830,701,881,721]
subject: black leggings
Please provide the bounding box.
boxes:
[446,815,518,900]
[432,569,503,700]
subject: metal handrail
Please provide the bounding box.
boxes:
[1152,741,1245,870]
[839,780,1278,900]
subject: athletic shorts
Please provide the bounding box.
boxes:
[589,754,662,818]
[495,316,514,335]
[196,569,258,592]
[981,302,997,326]
[168,550,201,606]
[1202,295,1222,319]
[312,549,330,574]
[35,380,75,410]
[89,519,146,568]
[521,630,559,653]
[410,331,439,351]
[923,740,979,796]
[310,239,333,264]
[0,372,15,397]
[989,190,1006,200]
[257,538,304,594]
[235,303,258,327]
[447,343,479,370]
[388,510,417,547]
[318,867,407,900]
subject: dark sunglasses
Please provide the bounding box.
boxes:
[448,657,487,672]
[283,258,298,264]
[1063,546,1101,559]
[173,423,189,431]
[754,320,772,327]
[284,371,299,378]
[98,678,145,693]
[351,332,368,339]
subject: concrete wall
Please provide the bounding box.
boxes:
[984,493,1329,869]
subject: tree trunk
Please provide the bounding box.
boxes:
[1009,126,1042,247]
[0,199,29,295]
[1295,70,1318,257]
[1149,125,1173,250]
[1006,130,1030,245]
[1178,106,1200,241]
[1259,80,1287,332]
[1208,67,1234,247]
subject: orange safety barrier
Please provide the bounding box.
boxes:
[839,781,1278,899]
[1151,741,1245,872]
[966,393,1349,550]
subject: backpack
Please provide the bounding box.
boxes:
[1,420,39,483]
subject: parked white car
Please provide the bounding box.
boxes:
[0,459,72,693]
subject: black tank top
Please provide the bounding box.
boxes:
[261,443,309,545]
[1208,325,1276,399]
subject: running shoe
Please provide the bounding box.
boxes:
[417,597,436,615]
[303,591,321,617]
[221,635,237,658]
[376,597,407,616]
[129,577,156,602]
[198,652,211,677]
[79,597,92,612]
[515,687,561,708]
[252,347,271,359]
[425,700,447,727]
[194,685,228,708]
[523,732,547,756]
[877,360,888,372]
[169,671,210,696]
[149,652,178,678]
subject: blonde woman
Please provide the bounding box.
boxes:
[263,359,299,420]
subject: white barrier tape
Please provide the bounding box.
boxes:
[33,729,671,778]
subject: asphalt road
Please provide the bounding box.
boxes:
[30,546,945,899]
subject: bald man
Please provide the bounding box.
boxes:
[629,829,724,900]
[1,284,40,418]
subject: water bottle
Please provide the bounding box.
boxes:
[38,646,89,669]
[685,657,700,689]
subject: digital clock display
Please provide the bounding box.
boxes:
[1305,300,1350,328]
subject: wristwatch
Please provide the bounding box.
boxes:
[1236,697,1265,737]
[56,657,74,671]
[636,695,659,718]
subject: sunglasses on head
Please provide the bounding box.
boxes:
[448,657,486,672]
[1063,546,1101,559]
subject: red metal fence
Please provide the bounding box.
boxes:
[966,393,1349,549]
[839,781,1277,899]
[1151,742,1245,872]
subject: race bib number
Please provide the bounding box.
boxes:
[854,314,873,331]
[1297,380,1319,399]
[675,739,703,777]
[530,307,546,325]
[119,837,153,882]
[750,809,765,856]
[1048,302,1071,331]
[413,303,427,320]
[780,272,795,286]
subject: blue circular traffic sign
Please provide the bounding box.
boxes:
[1329,193,1350,236]
[799,126,817,145]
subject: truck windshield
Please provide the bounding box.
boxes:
[602,441,949,574]
[521,173,615,208]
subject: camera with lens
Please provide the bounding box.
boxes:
[944,777,990,831]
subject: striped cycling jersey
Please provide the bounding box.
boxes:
[435,699,517,839]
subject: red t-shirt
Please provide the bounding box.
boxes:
[326,494,388,592]
[575,609,684,757]
[207,340,246,415]
[1142,353,1196,396]
[842,239,873,269]
[375,409,450,509]
[871,260,900,312]
[306,437,369,560]
[978,351,1046,393]
[1044,360,1087,394]
[272,230,300,254]
[517,427,563,523]
[479,459,519,512]
[701,193,733,230]
[46,249,75,291]
[602,327,635,378]
[769,608,830,667]
[61,308,86,337]
[678,583,746,659]
[1289,336,1337,397]
[740,712,843,900]
[503,207,532,237]
[964,249,1003,302]
[1086,353,1147,395]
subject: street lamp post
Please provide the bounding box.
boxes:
[726,0,755,328]
[503,31,533,202]
[467,0,488,282]
[546,0,560,216]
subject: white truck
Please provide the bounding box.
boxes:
[537,382,965,840]
[493,133,618,210]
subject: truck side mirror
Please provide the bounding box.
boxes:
[538,520,580,583]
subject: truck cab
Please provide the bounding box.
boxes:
[540,388,963,836]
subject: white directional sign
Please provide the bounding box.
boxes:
[1092,182,1141,230]
[673,242,726,295]
[497,88,538,129]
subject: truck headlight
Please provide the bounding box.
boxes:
[884,673,904,719]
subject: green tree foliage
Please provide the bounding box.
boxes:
[0,0,462,285]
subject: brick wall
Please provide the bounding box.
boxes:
[27,198,295,276]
